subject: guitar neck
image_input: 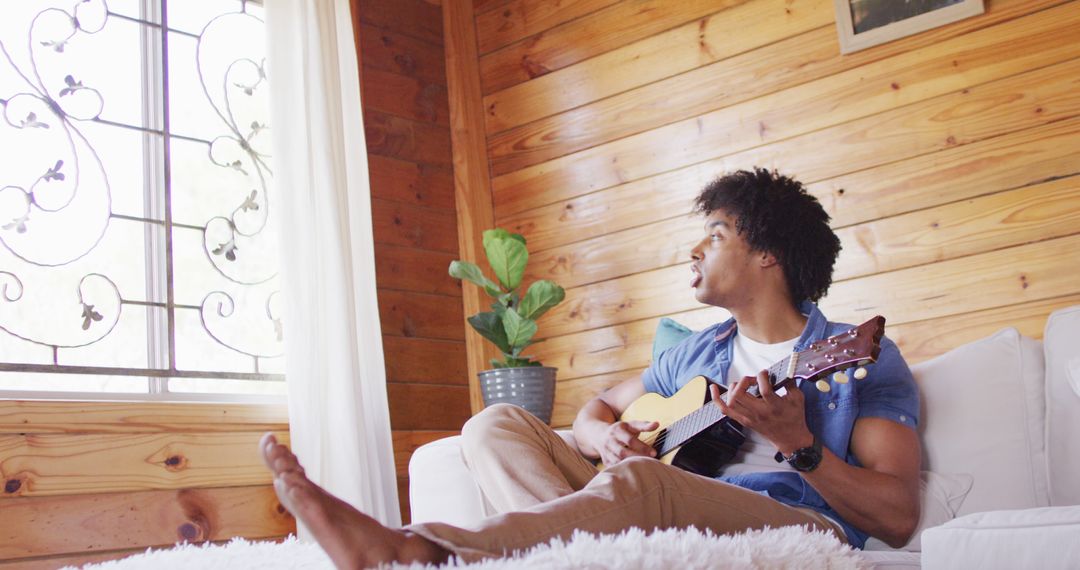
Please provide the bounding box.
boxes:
[655,355,795,457]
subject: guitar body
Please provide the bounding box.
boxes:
[617,376,746,477]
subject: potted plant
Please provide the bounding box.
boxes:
[449,228,565,423]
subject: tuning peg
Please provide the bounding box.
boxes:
[815,380,832,393]
[854,367,868,380]
[833,371,849,384]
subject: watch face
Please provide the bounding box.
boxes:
[791,446,822,471]
[792,453,815,470]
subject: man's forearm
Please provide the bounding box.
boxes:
[802,450,920,547]
[715,374,921,547]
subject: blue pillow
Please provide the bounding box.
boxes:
[652,317,694,361]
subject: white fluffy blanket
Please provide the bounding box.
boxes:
[72,525,867,570]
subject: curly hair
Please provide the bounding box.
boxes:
[692,168,841,303]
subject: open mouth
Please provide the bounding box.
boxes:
[690,265,702,288]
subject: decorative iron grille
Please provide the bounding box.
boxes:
[0,0,285,395]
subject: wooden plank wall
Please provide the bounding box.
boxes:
[0,401,294,569]
[352,0,471,523]
[460,0,1080,427]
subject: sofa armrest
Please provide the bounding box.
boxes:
[408,430,578,527]
[921,506,1080,569]
[408,435,489,526]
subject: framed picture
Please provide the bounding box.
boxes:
[834,0,985,54]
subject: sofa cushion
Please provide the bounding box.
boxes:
[921,505,1080,570]
[652,317,695,361]
[864,471,973,552]
[912,327,1048,516]
[1044,305,1080,506]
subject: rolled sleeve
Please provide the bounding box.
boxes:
[642,344,678,397]
[855,338,920,430]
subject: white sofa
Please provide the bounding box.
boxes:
[409,306,1080,569]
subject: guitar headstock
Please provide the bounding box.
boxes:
[792,315,885,392]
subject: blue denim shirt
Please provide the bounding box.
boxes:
[641,301,919,548]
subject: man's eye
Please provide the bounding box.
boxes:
[710,234,721,241]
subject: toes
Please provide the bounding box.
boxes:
[272,455,288,473]
[267,445,289,472]
[273,454,304,476]
[259,432,279,469]
[259,433,303,476]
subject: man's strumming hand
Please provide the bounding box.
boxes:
[595,419,659,466]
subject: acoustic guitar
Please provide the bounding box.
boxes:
[611,315,886,477]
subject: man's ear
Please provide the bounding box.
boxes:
[758,250,779,268]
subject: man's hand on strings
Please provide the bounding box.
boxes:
[712,370,813,455]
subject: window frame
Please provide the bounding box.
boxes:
[0,0,285,401]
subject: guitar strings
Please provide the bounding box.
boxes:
[637,368,786,453]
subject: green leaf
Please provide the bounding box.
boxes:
[491,291,521,318]
[468,312,512,354]
[510,338,545,357]
[482,229,507,250]
[483,228,526,249]
[500,307,537,349]
[483,232,528,291]
[449,261,502,297]
[517,280,565,320]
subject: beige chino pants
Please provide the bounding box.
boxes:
[407,404,845,562]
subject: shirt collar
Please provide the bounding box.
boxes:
[794,300,829,351]
[713,300,827,350]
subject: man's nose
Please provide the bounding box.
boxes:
[690,240,704,260]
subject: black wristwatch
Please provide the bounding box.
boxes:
[774,437,823,472]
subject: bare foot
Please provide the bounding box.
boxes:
[259,433,449,569]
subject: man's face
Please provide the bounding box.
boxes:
[689,209,760,308]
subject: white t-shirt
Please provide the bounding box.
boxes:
[717,331,799,477]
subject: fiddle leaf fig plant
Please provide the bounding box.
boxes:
[449,229,565,368]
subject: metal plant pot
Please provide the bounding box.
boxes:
[477,366,557,424]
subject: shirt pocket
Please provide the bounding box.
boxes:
[805,393,857,449]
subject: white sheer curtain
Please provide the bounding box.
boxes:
[265,0,401,528]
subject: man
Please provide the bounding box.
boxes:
[261,168,921,568]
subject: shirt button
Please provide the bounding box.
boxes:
[900,414,908,422]
[827,402,837,410]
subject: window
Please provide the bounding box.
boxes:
[0,0,285,397]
